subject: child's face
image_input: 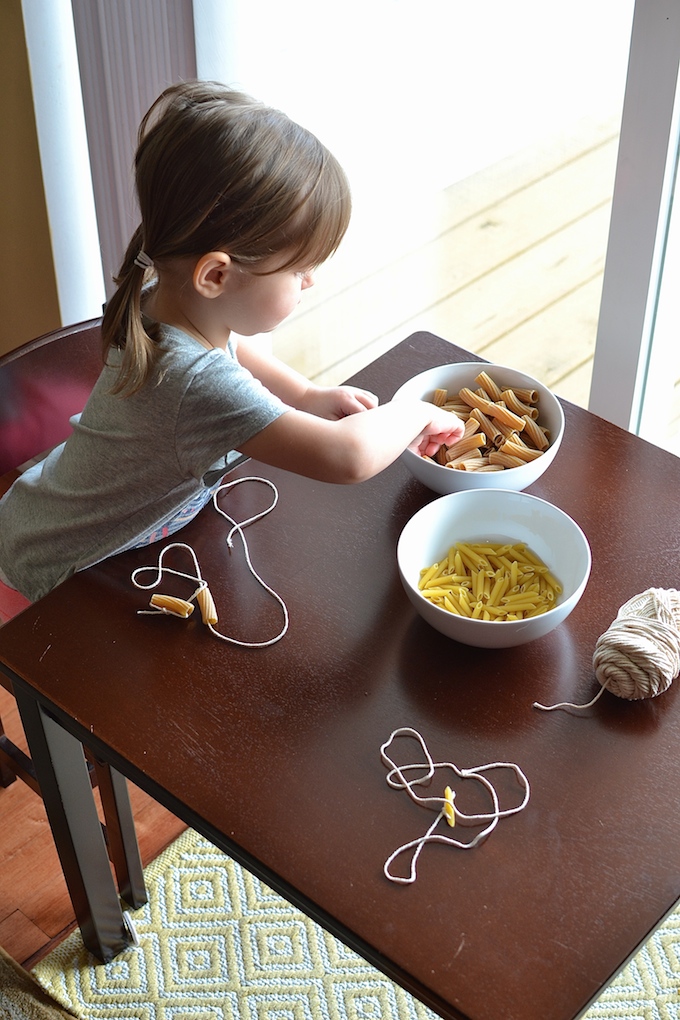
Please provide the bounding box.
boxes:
[220,255,315,335]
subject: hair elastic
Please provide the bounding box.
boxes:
[134,250,154,270]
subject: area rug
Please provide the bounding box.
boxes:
[0,945,79,1020]
[32,829,680,1020]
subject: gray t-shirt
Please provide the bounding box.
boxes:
[0,325,289,601]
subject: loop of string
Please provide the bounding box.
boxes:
[534,587,680,712]
[380,727,530,885]
[131,476,288,647]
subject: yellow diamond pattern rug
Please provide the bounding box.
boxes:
[32,829,680,1020]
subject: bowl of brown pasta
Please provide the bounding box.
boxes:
[397,488,591,647]
[392,362,565,494]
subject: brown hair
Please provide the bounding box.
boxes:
[102,80,351,394]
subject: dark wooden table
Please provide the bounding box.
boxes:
[2,332,680,1020]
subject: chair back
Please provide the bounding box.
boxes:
[0,318,103,482]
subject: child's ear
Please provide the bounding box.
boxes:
[192,252,233,297]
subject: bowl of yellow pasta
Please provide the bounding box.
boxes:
[397,488,591,647]
[392,362,565,494]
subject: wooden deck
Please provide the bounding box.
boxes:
[274,115,619,411]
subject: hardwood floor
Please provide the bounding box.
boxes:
[0,683,186,968]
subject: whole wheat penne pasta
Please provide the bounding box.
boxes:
[521,415,550,451]
[487,401,526,430]
[432,387,448,406]
[511,386,539,404]
[460,388,526,431]
[444,433,486,462]
[444,401,472,417]
[462,417,482,439]
[454,457,496,471]
[435,445,448,466]
[446,452,484,469]
[474,371,504,402]
[498,439,544,462]
[458,387,497,416]
[494,420,519,442]
[501,389,539,419]
[488,450,526,469]
[469,406,502,446]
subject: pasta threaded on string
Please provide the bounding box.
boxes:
[418,540,562,622]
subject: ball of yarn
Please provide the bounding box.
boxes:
[592,588,680,700]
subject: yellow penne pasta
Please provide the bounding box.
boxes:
[418,540,561,622]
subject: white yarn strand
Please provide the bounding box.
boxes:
[131,476,288,648]
[534,587,680,712]
[380,727,530,885]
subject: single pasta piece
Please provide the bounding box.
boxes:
[444,432,486,462]
[501,388,539,420]
[443,785,456,827]
[474,370,503,402]
[488,450,526,469]
[498,439,544,463]
[521,415,550,451]
[150,593,195,618]
[197,585,218,625]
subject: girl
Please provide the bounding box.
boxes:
[0,81,463,604]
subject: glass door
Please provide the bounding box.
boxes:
[193,0,635,400]
[588,0,680,452]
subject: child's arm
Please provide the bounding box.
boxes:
[237,399,464,484]
[235,338,378,418]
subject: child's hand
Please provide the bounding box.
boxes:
[300,384,379,420]
[409,404,465,458]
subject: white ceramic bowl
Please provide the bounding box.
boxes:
[397,489,591,648]
[392,362,565,494]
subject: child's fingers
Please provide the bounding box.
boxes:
[336,387,379,416]
[342,387,379,412]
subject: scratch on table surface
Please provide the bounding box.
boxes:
[454,935,465,958]
[38,643,52,662]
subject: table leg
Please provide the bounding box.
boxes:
[14,688,132,963]
[92,758,147,909]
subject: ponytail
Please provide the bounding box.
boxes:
[101,226,158,396]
